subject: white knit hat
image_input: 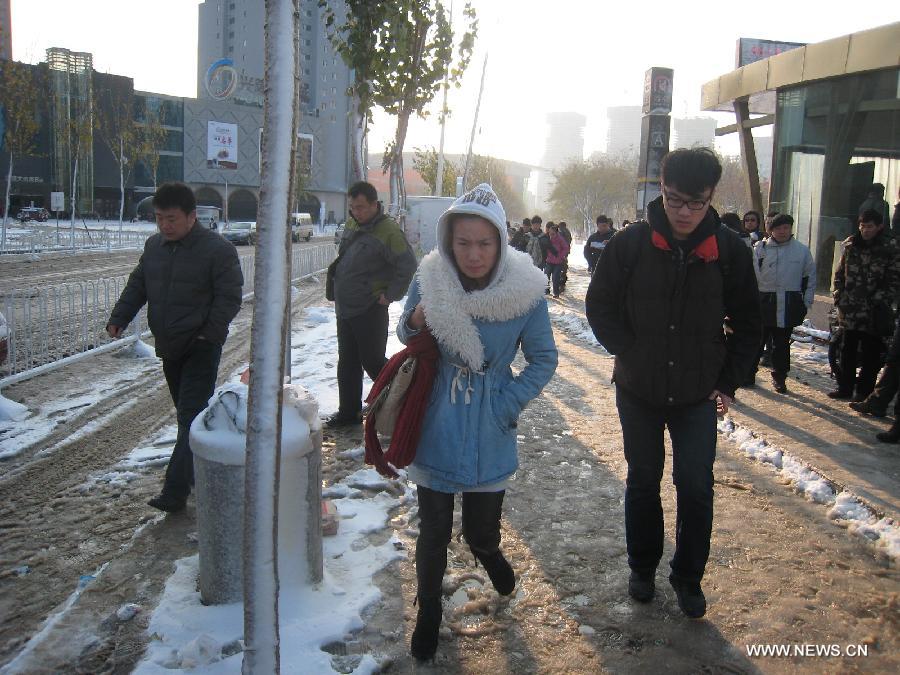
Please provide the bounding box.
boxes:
[435,183,508,286]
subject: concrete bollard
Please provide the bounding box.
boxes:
[189,382,323,605]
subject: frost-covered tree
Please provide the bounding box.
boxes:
[93,81,138,242]
[0,61,41,251]
[321,0,477,221]
[242,0,300,672]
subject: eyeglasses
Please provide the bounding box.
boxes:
[662,190,710,211]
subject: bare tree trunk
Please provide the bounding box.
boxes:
[350,101,367,182]
[118,137,125,246]
[70,155,78,251]
[242,1,299,673]
[2,152,12,252]
[389,111,411,228]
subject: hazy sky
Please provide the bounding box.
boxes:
[10,0,895,164]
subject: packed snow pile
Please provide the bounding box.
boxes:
[718,417,899,560]
[136,470,412,673]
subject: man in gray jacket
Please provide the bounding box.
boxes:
[107,183,243,512]
[751,214,816,393]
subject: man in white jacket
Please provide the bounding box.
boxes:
[751,214,816,393]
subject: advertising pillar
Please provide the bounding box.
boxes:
[636,67,673,220]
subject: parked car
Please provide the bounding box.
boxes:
[222,221,257,245]
[291,213,314,242]
[16,206,50,222]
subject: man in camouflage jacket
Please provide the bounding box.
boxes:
[830,209,900,400]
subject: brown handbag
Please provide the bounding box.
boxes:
[368,356,417,436]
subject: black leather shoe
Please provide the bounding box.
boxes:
[670,577,706,618]
[827,390,853,400]
[876,427,900,443]
[772,375,788,394]
[849,400,887,417]
[148,493,186,513]
[628,570,655,603]
[410,596,442,661]
[324,411,362,428]
[475,550,515,596]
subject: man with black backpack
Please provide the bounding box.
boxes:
[585,148,761,619]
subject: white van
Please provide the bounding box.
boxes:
[291,212,314,242]
[196,205,222,231]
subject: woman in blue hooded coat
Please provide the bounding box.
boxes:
[398,183,558,660]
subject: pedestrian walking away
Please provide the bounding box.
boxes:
[398,183,558,660]
[544,223,570,298]
[584,215,614,274]
[752,214,816,393]
[325,180,417,428]
[585,148,761,619]
[829,209,900,401]
[106,182,244,513]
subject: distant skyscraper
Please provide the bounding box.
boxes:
[196,0,353,220]
[536,112,586,210]
[0,0,11,60]
[542,112,586,169]
[606,106,642,156]
[673,117,717,149]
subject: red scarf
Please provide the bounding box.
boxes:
[364,330,440,478]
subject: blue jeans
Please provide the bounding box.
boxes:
[616,385,717,584]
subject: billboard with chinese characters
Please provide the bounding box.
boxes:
[736,38,805,68]
[207,121,238,170]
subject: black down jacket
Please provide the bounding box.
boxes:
[585,197,761,405]
[108,225,243,360]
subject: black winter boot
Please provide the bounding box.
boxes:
[876,425,900,444]
[475,550,515,596]
[410,596,443,661]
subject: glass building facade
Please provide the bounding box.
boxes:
[770,67,900,286]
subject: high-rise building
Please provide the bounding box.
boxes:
[606,106,642,156]
[196,0,353,222]
[673,117,717,149]
[535,112,586,210]
[0,0,11,60]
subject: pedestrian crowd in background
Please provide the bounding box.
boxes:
[61,163,900,664]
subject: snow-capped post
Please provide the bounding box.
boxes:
[242,0,299,673]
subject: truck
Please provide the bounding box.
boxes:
[291,212,314,242]
[196,205,222,231]
[403,196,455,254]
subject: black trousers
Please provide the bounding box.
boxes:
[161,340,223,499]
[838,330,884,399]
[616,385,717,585]
[415,485,505,599]
[336,303,389,416]
[867,319,900,414]
[756,326,792,377]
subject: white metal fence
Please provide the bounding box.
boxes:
[0,244,336,384]
[0,226,153,253]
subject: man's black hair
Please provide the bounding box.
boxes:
[743,210,761,223]
[771,213,794,228]
[660,147,722,197]
[153,182,196,214]
[869,183,885,196]
[596,214,609,225]
[559,221,568,228]
[522,217,531,227]
[860,209,883,226]
[531,215,543,225]
[721,212,742,233]
[348,180,378,202]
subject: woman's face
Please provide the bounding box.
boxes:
[743,213,759,232]
[451,216,499,284]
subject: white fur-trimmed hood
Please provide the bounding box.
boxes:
[417,248,548,371]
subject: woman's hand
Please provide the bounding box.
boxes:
[408,303,426,330]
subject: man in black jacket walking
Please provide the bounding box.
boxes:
[583,215,614,273]
[585,148,761,618]
[107,183,243,512]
